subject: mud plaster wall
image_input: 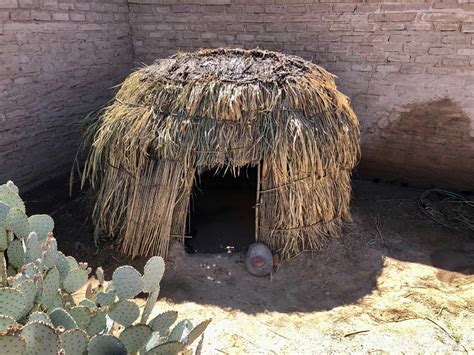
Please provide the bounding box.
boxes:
[128,0,474,189]
[0,0,133,190]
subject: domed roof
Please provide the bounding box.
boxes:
[146,48,317,83]
[116,48,351,123]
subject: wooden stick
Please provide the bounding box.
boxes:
[255,162,261,242]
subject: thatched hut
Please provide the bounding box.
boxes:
[81,48,360,259]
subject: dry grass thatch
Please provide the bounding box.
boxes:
[81,48,360,259]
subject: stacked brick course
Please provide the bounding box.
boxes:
[129,0,474,188]
[0,0,133,189]
[1,0,473,189]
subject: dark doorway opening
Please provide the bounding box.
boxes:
[185,166,257,254]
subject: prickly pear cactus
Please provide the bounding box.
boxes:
[28,311,52,325]
[149,311,179,335]
[0,288,26,320]
[86,310,107,337]
[49,307,78,330]
[28,214,54,242]
[96,267,105,285]
[0,333,26,354]
[108,300,140,326]
[142,256,165,293]
[0,202,10,227]
[63,267,88,293]
[60,328,88,355]
[0,181,210,354]
[68,306,92,329]
[6,208,29,239]
[112,265,143,300]
[119,324,153,353]
[148,341,185,354]
[21,321,59,354]
[41,266,61,310]
[0,315,16,332]
[88,334,127,355]
[7,239,25,269]
[96,290,116,307]
[15,279,36,318]
[25,232,41,263]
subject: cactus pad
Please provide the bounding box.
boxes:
[25,232,41,263]
[0,184,10,195]
[0,254,6,286]
[0,191,25,212]
[86,310,107,337]
[49,251,70,281]
[63,267,88,293]
[0,334,26,355]
[149,311,178,334]
[141,287,160,324]
[66,256,79,270]
[16,279,36,317]
[21,321,59,355]
[5,181,19,194]
[41,267,60,310]
[28,311,52,325]
[148,341,185,355]
[169,319,193,343]
[49,308,78,330]
[142,256,165,293]
[69,306,92,329]
[0,315,16,332]
[10,273,27,288]
[60,291,75,309]
[28,215,54,241]
[79,299,96,309]
[22,263,39,279]
[0,228,8,251]
[45,236,58,253]
[96,290,116,307]
[108,299,140,326]
[119,324,152,353]
[0,202,10,227]
[186,319,211,345]
[0,288,26,320]
[7,239,25,269]
[60,328,89,355]
[88,334,127,355]
[144,332,165,352]
[112,265,143,300]
[6,208,29,238]
[42,239,58,270]
[96,267,105,286]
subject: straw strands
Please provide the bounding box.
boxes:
[81,48,360,258]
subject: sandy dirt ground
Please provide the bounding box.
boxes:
[24,178,473,354]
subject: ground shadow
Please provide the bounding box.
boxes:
[22,175,473,314]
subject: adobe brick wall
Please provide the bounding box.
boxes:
[128,0,474,189]
[2,0,473,190]
[0,0,133,190]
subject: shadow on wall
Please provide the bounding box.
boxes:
[359,98,474,190]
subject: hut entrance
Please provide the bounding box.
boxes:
[185,166,258,254]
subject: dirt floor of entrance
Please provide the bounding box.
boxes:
[23,177,473,353]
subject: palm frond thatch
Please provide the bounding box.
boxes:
[81,48,360,258]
